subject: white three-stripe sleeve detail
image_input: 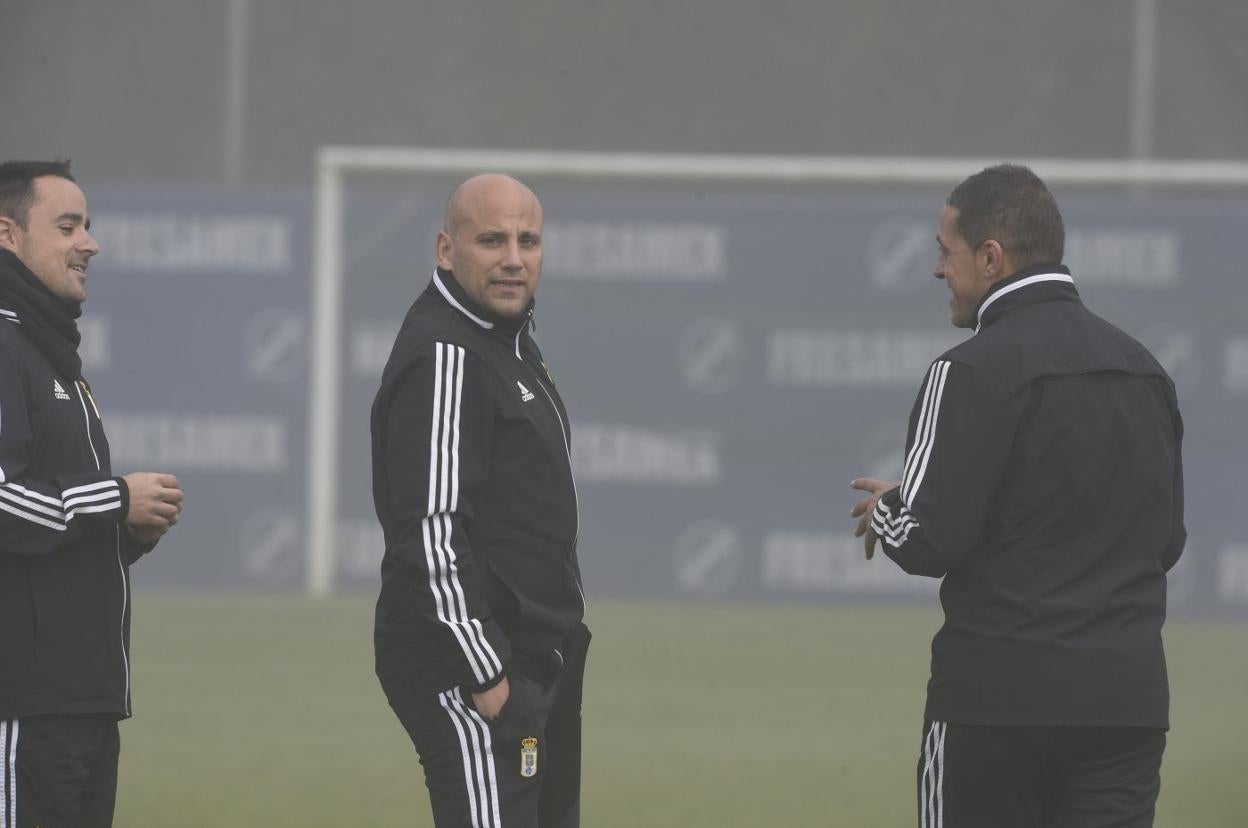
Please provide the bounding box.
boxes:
[902,362,942,499]
[62,479,118,498]
[423,345,486,684]
[904,361,951,505]
[441,347,456,514]
[422,519,480,681]
[0,477,120,531]
[0,488,64,520]
[935,722,947,827]
[428,344,444,515]
[0,498,65,531]
[421,344,502,683]
[4,484,61,507]
[66,502,123,519]
[439,347,501,676]
[63,489,121,509]
[434,347,501,674]
[450,342,464,512]
[439,512,502,677]
[902,361,945,503]
[872,500,919,548]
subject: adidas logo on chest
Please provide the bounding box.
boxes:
[53,379,71,401]
[516,380,535,402]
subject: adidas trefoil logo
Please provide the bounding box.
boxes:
[53,379,71,401]
[517,380,535,402]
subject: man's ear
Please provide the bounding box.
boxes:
[0,216,19,254]
[980,239,1007,282]
[435,230,454,271]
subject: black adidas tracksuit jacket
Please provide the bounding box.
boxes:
[0,257,147,722]
[871,265,1184,729]
[372,268,584,707]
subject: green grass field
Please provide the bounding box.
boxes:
[115,594,1248,826]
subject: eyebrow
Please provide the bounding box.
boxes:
[475,228,541,239]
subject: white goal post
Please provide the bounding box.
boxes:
[308,147,1248,596]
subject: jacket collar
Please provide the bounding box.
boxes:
[431,267,533,337]
[974,264,1078,333]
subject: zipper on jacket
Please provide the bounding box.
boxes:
[76,382,101,470]
[76,381,131,716]
[514,322,586,612]
[531,375,584,603]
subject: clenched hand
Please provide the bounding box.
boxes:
[123,472,183,543]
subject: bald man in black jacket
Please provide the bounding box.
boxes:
[372,175,588,828]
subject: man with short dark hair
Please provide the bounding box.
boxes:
[851,164,1183,827]
[0,160,184,828]
[372,174,589,828]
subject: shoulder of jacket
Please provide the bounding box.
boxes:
[934,330,991,374]
[382,319,499,387]
[930,335,1016,399]
[0,317,27,346]
[0,323,34,373]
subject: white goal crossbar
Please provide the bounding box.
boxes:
[308,147,1248,595]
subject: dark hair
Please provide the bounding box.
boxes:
[946,163,1064,267]
[0,160,76,228]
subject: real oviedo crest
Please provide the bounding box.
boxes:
[520,737,539,778]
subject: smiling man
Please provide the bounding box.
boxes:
[849,165,1184,828]
[0,160,184,828]
[371,175,589,828]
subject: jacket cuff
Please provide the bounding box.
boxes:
[113,476,131,524]
[464,665,509,695]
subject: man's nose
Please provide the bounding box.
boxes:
[501,239,523,269]
[81,231,100,257]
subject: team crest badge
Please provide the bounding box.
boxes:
[520,737,539,778]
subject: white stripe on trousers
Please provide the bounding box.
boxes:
[422,343,502,684]
[920,721,947,828]
[439,690,502,828]
[1,720,17,828]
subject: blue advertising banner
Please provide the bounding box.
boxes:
[87,184,1247,616]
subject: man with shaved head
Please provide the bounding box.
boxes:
[372,174,589,827]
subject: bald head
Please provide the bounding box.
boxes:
[443,174,541,239]
[436,174,544,319]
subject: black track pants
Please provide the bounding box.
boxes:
[917,720,1165,828]
[2,715,120,828]
[394,624,590,828]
